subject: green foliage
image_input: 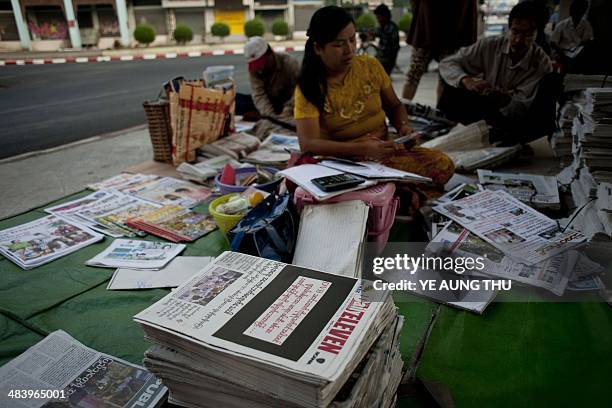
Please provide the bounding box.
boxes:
[398,13,413,34]
[211,22,230,37]
[173,24,193,44]
[244,18,265,38]
[356,13,377,32]
[133,24,155,45]
[271,19,289,36]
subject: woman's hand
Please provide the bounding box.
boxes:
[398,122,412,137]
[362,139,396,160]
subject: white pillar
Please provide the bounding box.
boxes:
[9,0,32,50]
[115,0,130,47]
[288,0,295,31]
[62,0,81,48]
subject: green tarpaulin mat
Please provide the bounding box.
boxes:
[1,191,611,406]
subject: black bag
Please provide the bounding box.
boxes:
[228,194,298,263]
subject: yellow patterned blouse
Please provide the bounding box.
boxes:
[294,55,391,142]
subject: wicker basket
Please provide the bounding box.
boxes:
[143,100,173,163]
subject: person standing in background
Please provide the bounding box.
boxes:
[374,4,400,75]
[402,0,478,100]
[551,0,594,73]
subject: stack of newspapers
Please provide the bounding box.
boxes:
[574,88,612,183]
[551,102,580,164]
[562,87,612,237]
[134,252,402,408]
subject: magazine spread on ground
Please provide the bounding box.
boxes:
[126,205,217,242]
[0,330,167,408]
[177,155,240,182]
[92,196,163,238]
[244,133,301,165]
[57,190,162,238]
[45,190,138,237]
[87,173,159,191]
[199,132,261,160]
[428,221,575,296]
[107,256,214,290]
[121,177,212,208]
[477,169,561,209]
[134,252,392,385]
[0,215,103,270]
[86,239,185,269]
[433,190,587,265]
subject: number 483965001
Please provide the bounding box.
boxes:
[7,389,66,399]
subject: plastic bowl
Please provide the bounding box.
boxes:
[208,194,246,234]
[215,166,281,195]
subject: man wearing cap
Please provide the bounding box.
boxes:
[245,36,300,120]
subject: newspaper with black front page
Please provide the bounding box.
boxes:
[134,251,395,408]
[433,190,586,265]
[0,330,166,408]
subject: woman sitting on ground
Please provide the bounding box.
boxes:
[294,6,454,188]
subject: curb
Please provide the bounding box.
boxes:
[0,45,306,66]
[0,124,148,164]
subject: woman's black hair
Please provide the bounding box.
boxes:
[297,6,355,111]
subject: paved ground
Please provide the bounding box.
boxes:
[0,52,300,158]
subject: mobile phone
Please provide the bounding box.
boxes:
[312,174,365,192]
[394,132,420,145]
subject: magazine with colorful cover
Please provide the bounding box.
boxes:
[86,239,185,269]
[45,190,130,237]
[68,191,161,238]
[127,205,217,242]
[93,198,162,237]
[0,215,103,269]
[122,177,212,208]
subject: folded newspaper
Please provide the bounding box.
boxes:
[0,215,103,270]
[427,221,575,296]
[107,256,214,290]
[134,252,397,408]
[0,330,167,408]
[433,190,586,265]
[477,169,561,210]
[86,239,185,270]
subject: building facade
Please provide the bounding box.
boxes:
[0,0,394,51]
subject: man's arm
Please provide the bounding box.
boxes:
[439,39,488,88]
[249,72,277,117]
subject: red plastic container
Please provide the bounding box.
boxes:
[293,183,399,254]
